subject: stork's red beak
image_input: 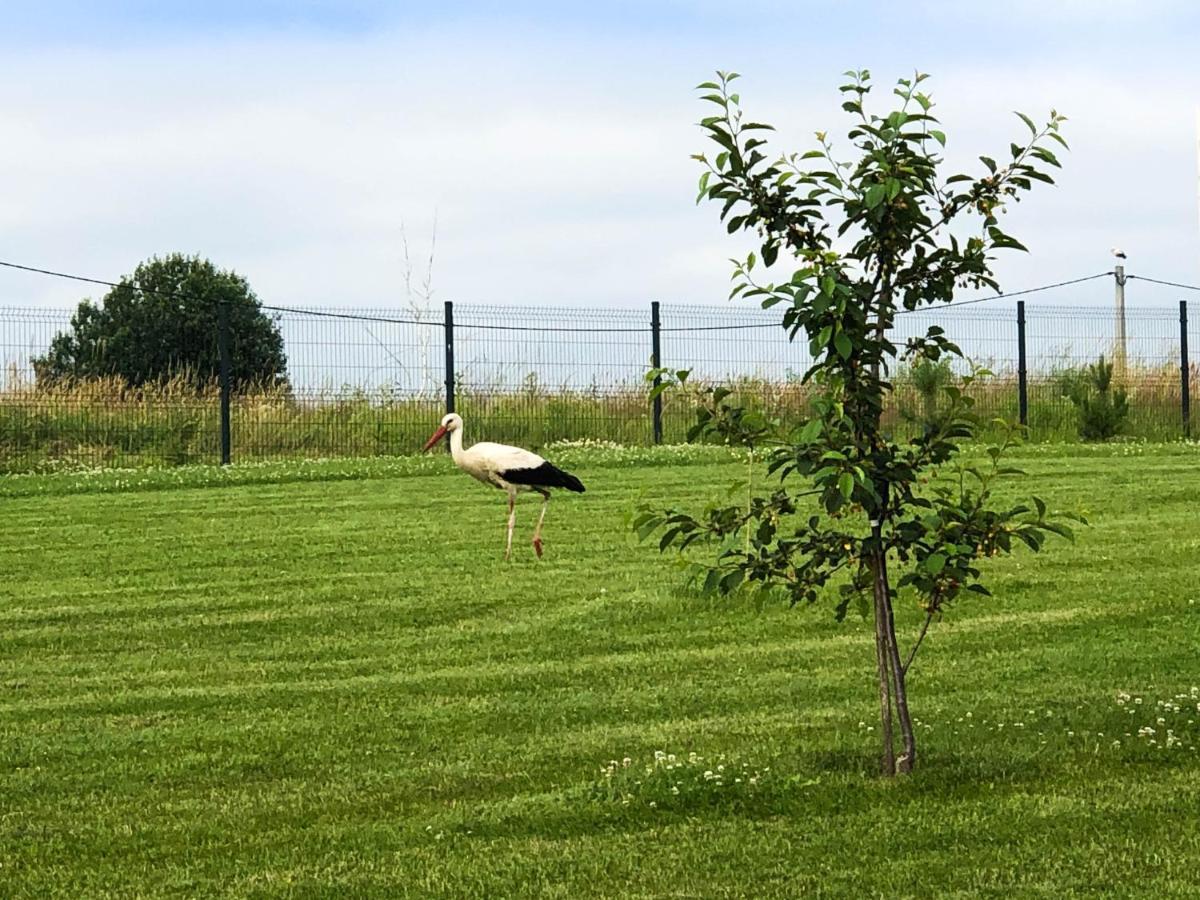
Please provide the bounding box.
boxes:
[422,425,449,452]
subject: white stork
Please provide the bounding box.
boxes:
[421,413,586,560]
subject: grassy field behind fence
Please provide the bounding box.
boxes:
[0,366,1194,472]
[1,444,1199,896]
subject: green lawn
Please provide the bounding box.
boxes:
[2,444,1199,897]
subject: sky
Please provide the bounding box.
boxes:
[1,0,1199,314]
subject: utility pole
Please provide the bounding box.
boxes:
[1114,264,1127,377]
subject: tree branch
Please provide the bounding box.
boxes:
[902,609,936,676]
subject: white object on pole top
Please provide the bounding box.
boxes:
[1111,247,1127,259]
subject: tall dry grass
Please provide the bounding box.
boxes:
[0,364,1193,473]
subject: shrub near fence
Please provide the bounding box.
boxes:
[0,299,1196,472]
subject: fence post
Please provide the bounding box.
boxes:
[1017,300,1028,428]
[217,300,232,465]
[1182,300,1191,439]
[443,300,456,415]
[651,301,663,445]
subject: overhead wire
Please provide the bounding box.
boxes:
[0,257,1181,334]
[1125,274,1200,293]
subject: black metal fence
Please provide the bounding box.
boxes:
[0,297,1195,472]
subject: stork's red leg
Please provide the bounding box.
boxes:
[532,490,549,558]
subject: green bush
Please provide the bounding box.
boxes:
[898,358,956,429]
[1062,356,1130,441]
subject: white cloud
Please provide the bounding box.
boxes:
[0,14,1196,319]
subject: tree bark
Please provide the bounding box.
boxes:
[870,522,916,775]
[875,544,916,773]
[872,571,896,776]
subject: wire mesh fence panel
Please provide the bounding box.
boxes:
[656,302,1025,439]
[239,307,446,460]
[658,303,804,442]
[891,305,1021,432]
[454,305,654,447]
[1024,304,1183,440]
[1187,301,1199,435]
[0,307,222,471]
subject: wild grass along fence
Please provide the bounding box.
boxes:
[0,299,1195,472]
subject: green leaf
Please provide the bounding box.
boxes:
[865,183,887,209]
[837,472,854,499]
[798,418,822,443]
[1041,522,1075,542]
[928,129,946,146]
[925,552,947,574]
[1047,131,1070,150]
[834,332,852,359]
[1031,146,1061,168]
[1014,111,1037,136]
[636,518,661,542]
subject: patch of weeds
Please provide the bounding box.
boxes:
[587,750,816,813]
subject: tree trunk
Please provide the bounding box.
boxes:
[870,525,916,775]
[876,545,916,773]
[871,567,896,775]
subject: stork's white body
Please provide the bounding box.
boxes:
[449,433,546,493]
[423,414,585,559]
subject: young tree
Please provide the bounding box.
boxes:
[635,71,1080,775]
[35,254,287,390]
[399,217,439,395]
